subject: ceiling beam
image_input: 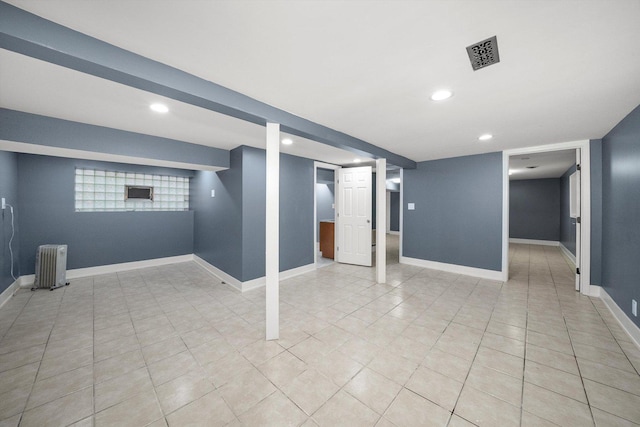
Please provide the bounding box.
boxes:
[0,2,416,169]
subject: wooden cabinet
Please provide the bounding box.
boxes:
[319,221,335,259]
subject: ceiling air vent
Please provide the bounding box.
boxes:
[466,36,500,71]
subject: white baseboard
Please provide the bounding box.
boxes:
[509,238,560,246]
[388,231,400,236]
[193,255,316,292]
[400,256,504,281]
[19,254,195,288]
[559,243,577,266]
[0,278,22,309]
[599,286,640,350]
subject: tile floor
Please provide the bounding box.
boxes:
[1,242,640,426]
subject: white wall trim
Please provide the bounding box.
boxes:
[20,254,194,287]
[194,255,316,292]
[503,140,591,294]
[599,286,640,350]
[559,243,577,266]
[400,256,504,281]
[192,255,243,291]
[388,231,400,236]
[509,238,559,246]
[0,278,21,309]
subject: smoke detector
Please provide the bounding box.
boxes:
[466,36,500,71]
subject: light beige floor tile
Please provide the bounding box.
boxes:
[238,390,307,427]
[148,350,201,386]
[454,385,520,426]
[20,386,93,427]
[585,379,640,424]
[465,363,522,407]
[239,339,285,365]
[95,366,154,412]
[218,367,276,416]
[0,344,45,374]
[367,350,418,385]
[94,333,140,362]
[473,345,523,379]
[257,350,307,389]
[0,362,38,395]
[37,345,93,381]
[525,343,580,375]
[94,349,145,384]
[385,388,450,427]
[405,365,463,411]
[447,415,476,427]
[156,370,215,415]
[522,382,593,426]
[204,350,255,388]
[486,320,526,342]
[591,408,640,427]
[190,338,235,366]
[26,364,93,409]
[344,368,402,415]
[141,335,187,365]
[421,348,472,383]
[0,413,21,427]
[281,369,340,416]
[578,358,640,397]
[573,343,636,373]
[0,384,31,420]
[95,389,162,427]
[313,390,380,426]
[166,390,236,427]
[524,360,586,403]
[520,411,558,427]
[335,337,381,365]
[480,332,525,358]
[309,350,364,387]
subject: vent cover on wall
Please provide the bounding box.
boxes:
[466,36,500,71]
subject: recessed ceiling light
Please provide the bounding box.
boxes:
[509,170,514,176]
[281,138,293,145]
[430,90,453,101]
[478,134,493,141]
[150,103,169,113]
[353,159,361,163]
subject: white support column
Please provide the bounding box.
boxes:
[376,158,387,284]
[265,123,280,340]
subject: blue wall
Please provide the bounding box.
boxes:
[17,155,194,274]
[560,165,577,255]
[0,151,20,293]
[403,152,503,271]
[390,191,400,232]
[192,146,314,282]
[601,104,640,326]
[590,139,603,286]
[509,179,560,241]
[192,148,244,280]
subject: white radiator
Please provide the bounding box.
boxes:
[33,245,69,291]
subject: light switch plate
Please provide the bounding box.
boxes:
[211,190,215,198]
[408,203,415,210]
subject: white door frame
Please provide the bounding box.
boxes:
[502,140,592,295]
[313,162,340,266]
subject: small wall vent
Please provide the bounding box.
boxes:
[466,35,500,71]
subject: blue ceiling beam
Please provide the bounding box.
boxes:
[0,2,416,169]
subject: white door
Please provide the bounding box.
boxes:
[337,166,372,266]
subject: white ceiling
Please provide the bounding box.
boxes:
[509,149,576,180]
[2,0,640,165]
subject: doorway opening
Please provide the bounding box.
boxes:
[503,140,591,295]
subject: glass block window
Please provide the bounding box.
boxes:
[75,168,189,212]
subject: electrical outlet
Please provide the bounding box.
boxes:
[633,300,637,317]
[1,198,5,210]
